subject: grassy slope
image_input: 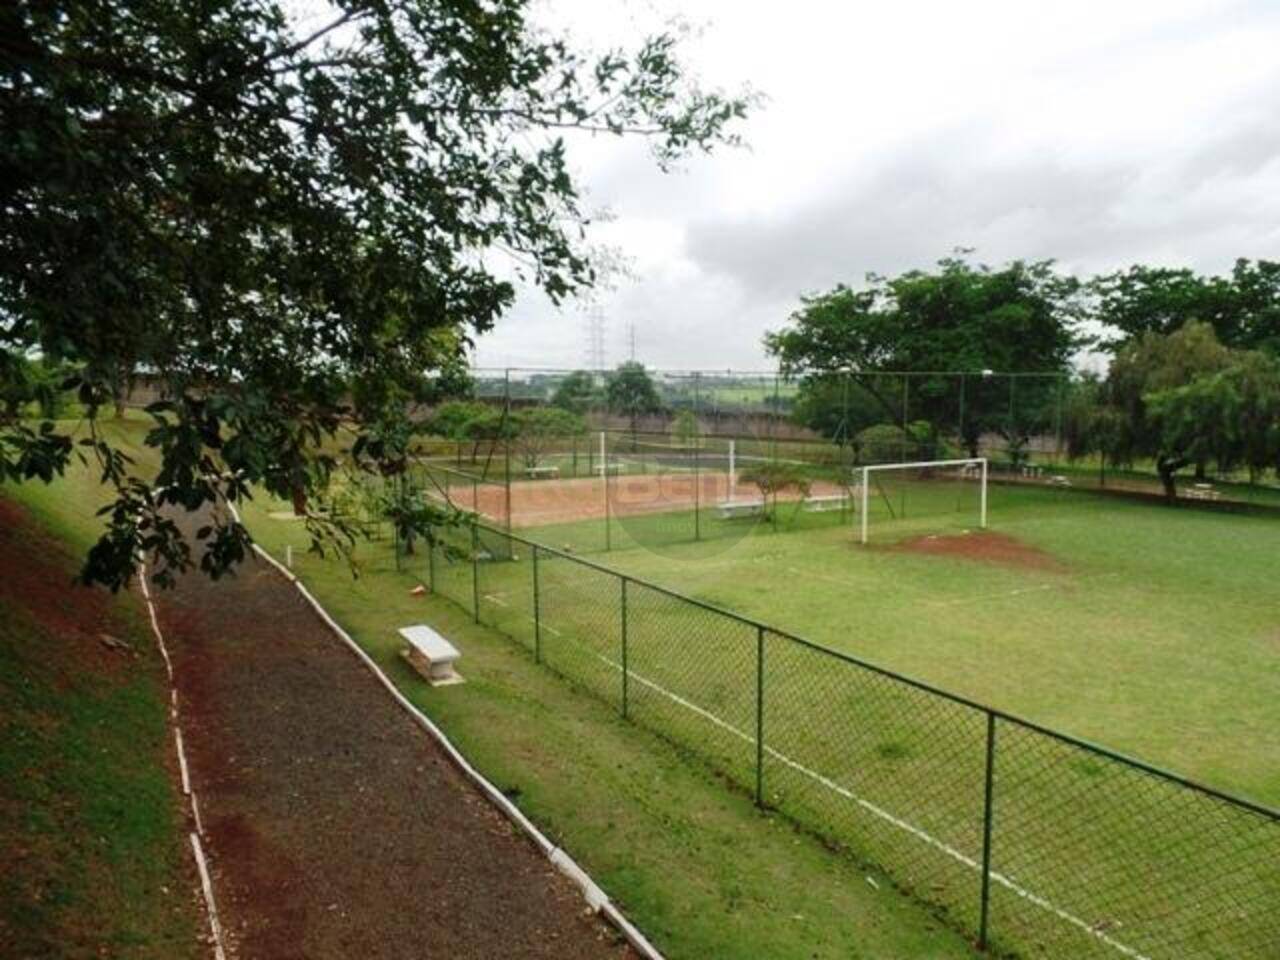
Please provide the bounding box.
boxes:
[241,498,977,960]
[529,482,1280,806]
[0,414,200,958]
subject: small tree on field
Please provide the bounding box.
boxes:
[512,408,585,469]
[739,462,811,524]
[672,409,699,447]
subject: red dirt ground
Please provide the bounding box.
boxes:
[156,508,636,960]
[889,530,1067,573]
[442,470,848,527]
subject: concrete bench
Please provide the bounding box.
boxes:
[399,624,464,686]
[802,494,849,512]
[1186,484,1222,501]
[524,465,560,480]
[717,498,766,519]
[1049,475,1072,487]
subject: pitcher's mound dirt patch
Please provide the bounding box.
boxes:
[889,530,1066,572]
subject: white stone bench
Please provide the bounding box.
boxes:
[717,498,766,519]
[802,494,848,512]
[1186,484,1222,501]
[524,465,560,480]
[399,625,464,686]
[1049,475,1072,487]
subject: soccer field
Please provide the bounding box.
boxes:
[517,482,1280,806]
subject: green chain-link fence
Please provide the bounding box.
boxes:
[420,521,1279,959]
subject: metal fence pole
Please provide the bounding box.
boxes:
[693,372,701,542]
[978,711,998,950]
[621,577,629,717]
[504,368,513,535]
[470,523,479,623]
[603,429,612,552]
[755,624,765,806]
[532,545,541,663]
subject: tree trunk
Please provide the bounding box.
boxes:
[1156,455,1191,503]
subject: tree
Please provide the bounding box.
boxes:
[551,370,601,414]
[1146,352,1280,486]
[0,1,748,588]
[1091,259,1280,354]
[606,362,664,438]
[1068,321,1278,500]
[738,462,810,524]
[428,401,489,442]
[671,409,698,447]
[511,407,584,468]
[765,256,1084,453]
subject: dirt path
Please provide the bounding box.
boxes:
[154,512,636,960]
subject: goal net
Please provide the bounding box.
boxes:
[856,458,988,544]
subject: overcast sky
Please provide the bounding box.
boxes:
[471,0,1280,372]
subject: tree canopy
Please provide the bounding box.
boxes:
[606,362,664,417]
[1066,322,1280,498]
[764,257,1083,450]
[0,0,748,588]
[1091,259,1280,354]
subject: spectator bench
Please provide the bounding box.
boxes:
[399,624,464,686]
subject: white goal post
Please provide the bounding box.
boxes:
[858,457,988,544]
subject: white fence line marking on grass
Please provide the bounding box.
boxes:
[567,633,1151,960]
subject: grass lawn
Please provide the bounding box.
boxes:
[243,477,1280,960]
[522,480,1280,808]
[0,417,201,959]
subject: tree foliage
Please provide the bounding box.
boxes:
[1091,259,1280,354]
[511,406,583,467]
[765,257,1083,450]
[550,370,601,414]
[0,0,748,588]
[606,362,664,416]
[1067,322,1280,498]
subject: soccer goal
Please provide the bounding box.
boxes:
[856,458,988,544]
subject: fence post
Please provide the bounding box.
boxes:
[532,545,541,664]
[978,711,998,950]
[427,532,436,593]
[755,624,765,807]
[470,523,480,623]
[621,577,629,718]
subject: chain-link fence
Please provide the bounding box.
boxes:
[415,519,1280,960]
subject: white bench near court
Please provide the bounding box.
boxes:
[1186,483,1222,501]
[592,462,623,475]
[525,465,560,480]
[802,494,848,513]
[399,624,464,686]
[717,498,765,519]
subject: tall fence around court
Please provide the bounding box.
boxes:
[420,519,1280,960]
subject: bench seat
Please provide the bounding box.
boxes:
[399,624,464,686]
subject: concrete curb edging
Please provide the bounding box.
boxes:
[138,567,229,960]
[227,505,664,960]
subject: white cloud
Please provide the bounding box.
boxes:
[474,0,1280,370]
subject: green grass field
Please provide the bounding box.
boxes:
[245,471,1280,960]
[15,416,1277,958]
[527,480,1280,807]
